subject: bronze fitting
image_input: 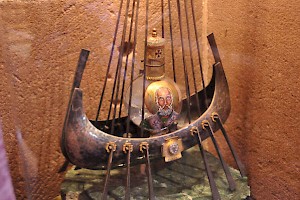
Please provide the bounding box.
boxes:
[162,136,184,162]
[105,142,117,153]
[123,143,134,153]
[139,142,149,152]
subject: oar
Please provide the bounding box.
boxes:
[212,113,247,177]
[124,143,133,200]
[102,143,117,200]
[202,120,236,191]
[140,143,155,200]
[191,127,221,200]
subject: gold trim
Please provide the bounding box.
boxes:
[190,126,203,142]
[123,143,133,153]
[139,142,149,152]
[190,126,199,136]
[201,120,210,130]
[211,112,219,122]
[146,74,165,81]
[105,142,117,153]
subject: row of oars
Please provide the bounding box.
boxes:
[94,0,209,135]
[61,0,246,199]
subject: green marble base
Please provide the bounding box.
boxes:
[61,148,250,199]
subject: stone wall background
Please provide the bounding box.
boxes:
[0,0,299,199]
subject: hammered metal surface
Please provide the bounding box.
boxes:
[62,63,230,169]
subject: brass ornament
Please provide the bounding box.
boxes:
[201,120,210,130]
[162,137,184,162]
[139,142,149,152]
[105,142,117,153]
[190,126,199,136]
[123,143,133,153]
[211,112,219,122]
[145,28,166,81]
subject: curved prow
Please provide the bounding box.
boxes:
[62,62,230,169]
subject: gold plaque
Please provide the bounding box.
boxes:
[162,137,184,162]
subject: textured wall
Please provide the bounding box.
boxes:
[0,0,299,199]
[204,1,300,199]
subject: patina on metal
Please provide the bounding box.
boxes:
[61,60,231,169]
[59,32,248,200]
[59,49,89,173]
[59,0,247,198]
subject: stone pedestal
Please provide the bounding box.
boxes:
[60,148,250,199]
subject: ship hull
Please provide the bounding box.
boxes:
[61,62,230,169]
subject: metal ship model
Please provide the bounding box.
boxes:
[60,1,246,199]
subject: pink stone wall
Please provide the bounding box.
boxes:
[0,1,299,199]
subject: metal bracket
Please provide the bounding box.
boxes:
[201,120,210,130]
[105,142,117,153]
[123,143,133,153]
[211,112,220,122]
[140,142,149,152]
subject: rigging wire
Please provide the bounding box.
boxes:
[126,0,141,135]
[161,0,165,38]
[183,0,201,115]
[118,0,138,121]
[176,0,192,123]
[167,0,177,82]
[141,0,150,137]
[95,0,124,122]
[191,0,208,108]
[110,0,132,135]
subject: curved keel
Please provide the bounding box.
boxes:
[62,62,230,169]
